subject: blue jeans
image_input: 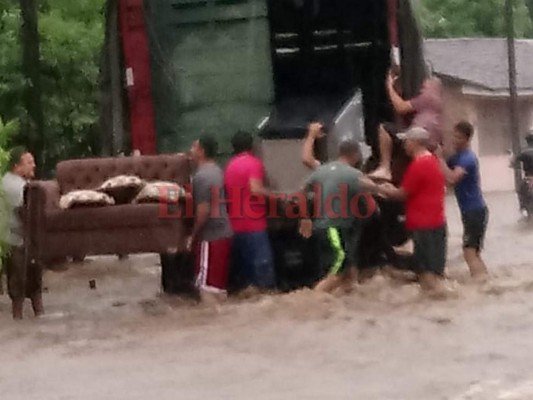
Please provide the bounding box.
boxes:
[232,231,275,289]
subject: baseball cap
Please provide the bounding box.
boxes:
[397,126,430,141]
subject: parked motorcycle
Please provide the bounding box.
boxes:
[509,150,533,218]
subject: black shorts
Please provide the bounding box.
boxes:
[412,225,447,276]
[461,207,489,251]
[382,122,403,144]
[316,227,360,278]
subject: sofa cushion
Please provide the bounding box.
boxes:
[46,203,184,232]
[133,181,185,204]
[59,190,115,210]
[98,175,145,204]
[56,154,191,194]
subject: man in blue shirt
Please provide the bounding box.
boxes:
[438,121,489,281]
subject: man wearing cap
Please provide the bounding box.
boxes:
[379,126,448,297]
[370,72,443,182]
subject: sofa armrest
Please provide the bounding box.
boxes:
[27,180,60,211]
[24,180,60,262]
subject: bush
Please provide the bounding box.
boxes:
[0,118,18,265]
[0,1,106,176]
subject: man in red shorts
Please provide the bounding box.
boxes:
[188,135,233,303]
[379,126,448,297]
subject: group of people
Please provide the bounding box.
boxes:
[1,69,493,318]
[186,127,489,302]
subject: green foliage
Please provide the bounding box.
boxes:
[0,118,19,174]
[39,0,105,170]
[0,117,17,262]
[0,0,105,175]
[416,0,533,38]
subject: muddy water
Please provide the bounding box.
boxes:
[2,192,533,399]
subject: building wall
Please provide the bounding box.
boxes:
[440,82,474,154]
[470,97,533,192]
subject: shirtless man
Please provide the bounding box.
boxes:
[369,71,443,181]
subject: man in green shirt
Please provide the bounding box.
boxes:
[302,140,382,293]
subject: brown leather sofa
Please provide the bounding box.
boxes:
[25,154,192,266]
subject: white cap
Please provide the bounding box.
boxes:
[397,126,430,141]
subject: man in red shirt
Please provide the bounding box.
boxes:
[379,126,448,296]
[224,131,275,293]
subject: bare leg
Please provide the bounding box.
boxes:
[200,290,227,305]
[341,267,358,294]
[369,125,393,181]
[12,299,24,320]
[31,293,45,317]
[314,274,344,294]
[463,248,489,281]
[419,272,448,299]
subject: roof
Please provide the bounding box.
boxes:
[424,38,533,92]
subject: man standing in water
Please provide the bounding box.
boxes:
[302,139,382,293]
[188,135,233,302]
[379,127,448,297]
[224,131,276,294]
[1,147,43,319]
[437,121,489,281]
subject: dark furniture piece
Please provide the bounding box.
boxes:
[25,154,191,266]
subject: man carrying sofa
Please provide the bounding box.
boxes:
[1,146,44,320]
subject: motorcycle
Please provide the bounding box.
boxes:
[509,150,533,218]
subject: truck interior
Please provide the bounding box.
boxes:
[141,0,402,159]
[261,0,392,153]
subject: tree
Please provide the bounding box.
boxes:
[20,0,45,176]
[526,0,533,24]
[416,0,533,38]
[0,0,105,176]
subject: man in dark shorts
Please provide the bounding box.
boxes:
[370,71,443,181]
[1,147,43,319]
[188,135,233,303]
[513,132,533,177]
[302,140,381,293]
[437,121,489,281]
[379,127,448,297]
[511,132,533,215]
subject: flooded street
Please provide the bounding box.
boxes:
[2,191,533,399]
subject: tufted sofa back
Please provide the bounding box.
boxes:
[56,154,191,194]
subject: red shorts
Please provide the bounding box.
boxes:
[194,238,232,293]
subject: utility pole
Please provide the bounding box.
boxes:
[20,0,45,176]
[505,0,522,193]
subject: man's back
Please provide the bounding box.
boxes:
[192,163,232,242]
[1,172,25,246]
[410,80,443,149]
[447,149,485,213]
[306,161,364,230]
[401,154,445,230]
[224,152,267,233]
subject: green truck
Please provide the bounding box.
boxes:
[103,0,426,169]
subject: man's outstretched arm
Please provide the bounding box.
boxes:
[302,122,324,170]
[435,148,466,185]
[387,73,414,115]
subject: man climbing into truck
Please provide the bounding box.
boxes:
[369,69,443,182]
